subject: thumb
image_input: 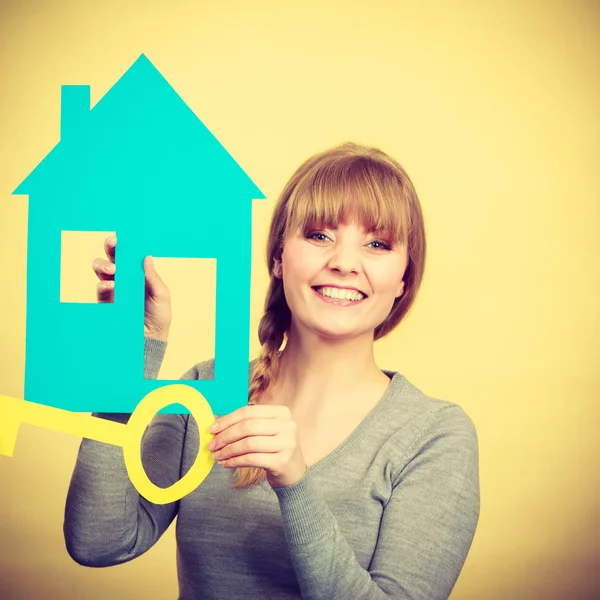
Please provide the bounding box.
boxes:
[144,256,165,293]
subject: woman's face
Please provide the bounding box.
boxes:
[273,219,408,343]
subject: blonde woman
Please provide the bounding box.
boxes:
[65,142,480,599]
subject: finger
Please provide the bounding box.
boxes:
[144,256,168,295]
[210,405,288,434]
[211,418,279,451]
[96,280,114,303]
[144,256,163,283]
[215,453,276,469]
[92,257,116,281]
[213,435,280,461]
[104,236,117,264]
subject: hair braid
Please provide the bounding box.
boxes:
[231,280,289,488]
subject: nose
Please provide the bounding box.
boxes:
[327,240,361,275]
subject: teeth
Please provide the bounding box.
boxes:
[315,286,365,301]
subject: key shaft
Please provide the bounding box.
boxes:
[0,384,215,504]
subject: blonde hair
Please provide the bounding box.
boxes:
[231,141,427,489]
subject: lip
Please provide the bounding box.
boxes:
[312,287,366,306]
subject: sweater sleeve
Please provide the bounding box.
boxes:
[63,337,193,567]
[272,405,480,599]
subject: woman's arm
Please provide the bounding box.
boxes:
[63,337,192,567]
[272,405,480,599]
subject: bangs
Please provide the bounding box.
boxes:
[284,156,410,244]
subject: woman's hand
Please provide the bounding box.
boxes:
[92,235,172,341]
[207,405,307,489]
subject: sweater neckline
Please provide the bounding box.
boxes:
[259,369,406,492]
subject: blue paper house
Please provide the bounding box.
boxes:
[13,54,265,415]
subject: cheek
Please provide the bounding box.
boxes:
[280,261,307,295]
[282,249,320,283]
[374,264,405,296]
[282,266,311,297]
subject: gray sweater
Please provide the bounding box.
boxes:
[64,338,480,600]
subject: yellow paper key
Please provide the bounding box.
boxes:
[0,384,215,505]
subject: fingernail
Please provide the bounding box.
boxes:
[209,422,218,433]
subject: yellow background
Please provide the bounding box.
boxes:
[1,0,598,598]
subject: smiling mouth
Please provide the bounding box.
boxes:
[312,286,367,306]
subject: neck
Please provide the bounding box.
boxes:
[269,326,389,417]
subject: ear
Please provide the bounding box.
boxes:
[273,258,283,279]
[395,280,405,299]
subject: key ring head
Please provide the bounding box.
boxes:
[123,384,215,504]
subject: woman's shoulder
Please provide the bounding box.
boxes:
[380,371,479,488]
[383,370,478,445]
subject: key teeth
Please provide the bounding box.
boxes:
[0,395,22,457]
[0,418,20,457]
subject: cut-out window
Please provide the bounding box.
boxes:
[153,257,216,381]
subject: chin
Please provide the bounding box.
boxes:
[311,324,374,342]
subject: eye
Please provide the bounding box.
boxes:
[306,231,330,242]
[368,240,392,251]
[306,231,392,250]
